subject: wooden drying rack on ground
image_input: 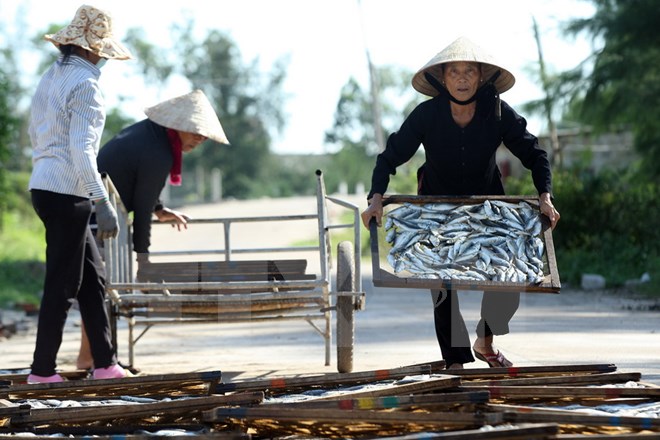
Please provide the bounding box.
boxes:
[1,362,658,439]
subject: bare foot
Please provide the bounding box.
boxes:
[76,360,94,370]
[472,335,496,356]
[447,363,464,370]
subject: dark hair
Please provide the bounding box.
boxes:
[59,44,76,62]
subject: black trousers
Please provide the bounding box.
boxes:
[431,289,520,366]
[30,190,116,376]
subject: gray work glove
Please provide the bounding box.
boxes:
[95,198,119,240]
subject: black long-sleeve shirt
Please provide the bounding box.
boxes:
[367,94,552,199]
[97,119,172,254]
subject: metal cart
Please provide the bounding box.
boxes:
[102,170,365,373]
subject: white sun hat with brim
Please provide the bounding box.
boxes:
[144,89,229,144]
[44,4,132,60]
[412,36,515,97]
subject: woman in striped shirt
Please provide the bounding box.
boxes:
[27,5,133,384]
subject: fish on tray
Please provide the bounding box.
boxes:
[385,200,546,284]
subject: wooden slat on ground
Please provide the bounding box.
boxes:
[204,406,502,436]
[377,422,560,439]
[1,371,222,400]
[0,370,90,385]
[9,392,263,427]
[215,364,432,395]
[461,372,641,387]
[557,433,660,439]
[461,384,660,400]
[1,428,249,439]
[502,409,660,430]
[309,374,462,401]
[265,390,490,409]
[450,363,618,379]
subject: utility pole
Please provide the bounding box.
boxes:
[357,0,385,152]
[533,17,562,168]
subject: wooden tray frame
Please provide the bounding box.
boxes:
[369,195,561,293]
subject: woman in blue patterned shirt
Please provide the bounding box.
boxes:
[27,4,132,383]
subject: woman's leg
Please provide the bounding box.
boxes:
[76,227,117,369]
[76,318,93,370]
[473,291,520,367]
[475,291,520,339]
[431,289,474,366]
[30,191,90,376]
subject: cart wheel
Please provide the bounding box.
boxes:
[336,240,355,373]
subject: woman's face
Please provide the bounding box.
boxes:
[178,131,208,152]
[442,61,482,100]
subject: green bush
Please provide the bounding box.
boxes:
[505,164,659,295]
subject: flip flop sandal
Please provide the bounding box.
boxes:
[473,349,513,368]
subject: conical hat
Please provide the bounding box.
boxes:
[412,36,515,97]
[44,4,132,60]
[144,90,229,144]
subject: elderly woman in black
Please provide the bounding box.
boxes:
[361,36,560,370]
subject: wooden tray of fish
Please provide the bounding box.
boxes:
[369,195,561,293]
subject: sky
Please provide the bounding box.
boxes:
[1,0,596,154]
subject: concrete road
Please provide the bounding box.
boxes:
[1,195,658,386]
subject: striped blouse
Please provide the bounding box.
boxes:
[28,55,108,201]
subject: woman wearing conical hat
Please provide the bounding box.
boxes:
[76,90,228,370]
[27,4,133,384]
[361,37,560,370]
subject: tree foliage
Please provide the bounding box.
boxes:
[0,58,22,229]
[124,21,289,199]
[324,66,423,195]
[561,0,660,178]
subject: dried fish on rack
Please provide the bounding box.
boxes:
[385,200,546,283]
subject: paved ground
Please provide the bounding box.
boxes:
[1,195,658,385]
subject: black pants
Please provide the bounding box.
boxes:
[431,289,520,366]
[30,190,116,376]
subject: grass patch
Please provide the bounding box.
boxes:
[0,211,45,308]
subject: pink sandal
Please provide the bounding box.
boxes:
[473,349,513,368]
[92,364,130,380]
[27,373,64,384]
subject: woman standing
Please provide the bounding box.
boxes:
[361,37,560,370]
[27,4,133,383]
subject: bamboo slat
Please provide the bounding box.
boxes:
[450,364,618,379]
[462,372,641,387]
[377,422,560,439]
[215,364,432,394]
[10,392,263,426]
[557,432,660,439]
[503,409,660,430]
[265,390,490,409]
[461,385,660,400]
[1,424,246,438]
[204,406,501,427]
[310,375,462,401]
[1,371,222,400]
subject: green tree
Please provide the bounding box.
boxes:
[0,69,16,228]
[561,0,660,179]
[124,21,288,200]
[0,44,24,227]
[178,27,288,199]
[324,66,423,195]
